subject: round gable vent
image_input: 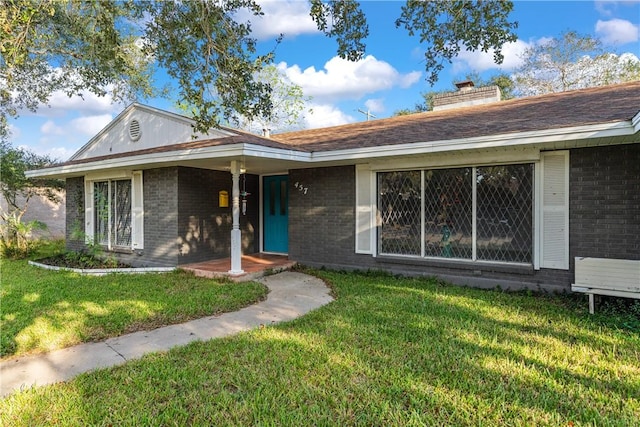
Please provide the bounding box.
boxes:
[129,119,141,141]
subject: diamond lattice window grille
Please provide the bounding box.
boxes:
[378,171,421,255]
[376,163,533,263]
[94,182,109,246]
[112,180,132,248]
[476,164,533,263]
[424,168,473,259]
[93,179,133,249]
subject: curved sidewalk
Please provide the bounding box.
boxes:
[0,271,333,398]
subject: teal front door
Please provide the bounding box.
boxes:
[263,175,289,253]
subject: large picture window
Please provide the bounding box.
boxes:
[378,164,533,264]
[93,179,132,248]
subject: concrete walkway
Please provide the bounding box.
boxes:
[0,272,333,398]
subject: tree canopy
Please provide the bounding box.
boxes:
[0,140,63,257]
[227,65,312,134]
[1,0,518,136]
[0,140,63,217]
[393,29,640,117]
[513,31,640,96]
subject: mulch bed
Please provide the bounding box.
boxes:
[36,253,132,269]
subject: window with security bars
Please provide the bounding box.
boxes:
[377,164,533,264]
[94,179,132,248]
[378,171,421,255]
[476,165,533,263]
[424,168,473,259]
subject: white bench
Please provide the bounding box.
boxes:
[571,257,640,314]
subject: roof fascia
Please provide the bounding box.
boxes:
[27,120,638,179]
[26,143,312,178]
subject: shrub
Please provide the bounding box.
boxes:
[0,212,47,259]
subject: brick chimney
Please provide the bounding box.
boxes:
[433,81,502,111]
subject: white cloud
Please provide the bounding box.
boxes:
[235,0,318,40]
[303,103,355,129]
[596,19,639,45]
[279,55,421,102]
[364,98,385,114]
[595,0,640,17]
[40,120,65,136]
[595,0,615,16]
[45,146,76,162]
[7,123,21,141]
[452,39,531,73]
[44,89,123,117]
[70,114,113,136]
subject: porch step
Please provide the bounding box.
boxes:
[181,254,296,282]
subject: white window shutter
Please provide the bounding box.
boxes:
[131,171,144,249]
[84,179,94,244]
[355,164,374,254]
[541,151,569,269]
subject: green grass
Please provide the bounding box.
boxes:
[2,267,639,425]
[0,240,268,359]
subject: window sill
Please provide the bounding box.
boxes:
[375,255,534,275]
[104,247,134,255]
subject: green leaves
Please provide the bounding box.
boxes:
[2,0,520,137]
[0,140,63,215]
[0,141,63,258]
[1,0,156,134]
[133,0,277,134]
[310,0,369,62]
[227,64,312,133]
[396,0,518,85]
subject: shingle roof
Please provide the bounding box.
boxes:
[44,81,640,169]
[274,81,640,152]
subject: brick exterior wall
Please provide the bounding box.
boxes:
[138,167,179,266]
[289,156,639,293]
[176,167,258,265]
[569,144,640,266]
[64,167,259,267]
[289,166,365,267]
[64,143,637,285]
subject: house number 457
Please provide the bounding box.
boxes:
[293,181,308,195]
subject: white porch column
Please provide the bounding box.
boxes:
[229,160,244,275]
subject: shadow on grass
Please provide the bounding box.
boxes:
[2,269,638,425]
[1,260,267,359]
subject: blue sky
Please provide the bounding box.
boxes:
[7,0,640,161]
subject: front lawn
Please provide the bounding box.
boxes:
[2,268,638,425]
[0,240,268,359]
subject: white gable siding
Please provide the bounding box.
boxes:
[71,105,235,161]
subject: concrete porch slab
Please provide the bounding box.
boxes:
[181,253,296,281]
